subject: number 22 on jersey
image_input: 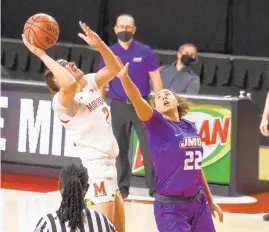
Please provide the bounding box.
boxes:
[184,151,202,170]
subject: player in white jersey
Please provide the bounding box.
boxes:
[22,21,125,232]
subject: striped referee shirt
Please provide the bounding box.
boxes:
[34,207,116,232]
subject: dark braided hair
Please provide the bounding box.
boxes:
[57,163,89,232]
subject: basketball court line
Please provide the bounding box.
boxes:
[126,189,269,214]
[2,168,269,214]
[2,187,268,214]
[2,189,269,232]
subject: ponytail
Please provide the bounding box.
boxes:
[57,169,87,232]
[176,96,193,118]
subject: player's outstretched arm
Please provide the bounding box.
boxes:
[118,63,153,121]
[22,34,79,108]
[260,91,269,136]
[78,21,121,89]
[201,170,223,223]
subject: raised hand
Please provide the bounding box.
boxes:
[78,21,102,48]
[21,34,45,57]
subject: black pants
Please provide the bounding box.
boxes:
[110,99,155,196]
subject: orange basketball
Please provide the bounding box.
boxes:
[23,13,59,50]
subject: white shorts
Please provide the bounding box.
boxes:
[82,159,119,205]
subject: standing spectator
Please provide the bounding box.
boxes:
[160,43,200,94]
[259,91,269,221]
[99,14,162,198]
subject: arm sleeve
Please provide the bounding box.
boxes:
[99,212,116,232]
[142,110,170,135]
[142,110,164,129]
[142,110,171,150]
[34,216,51,232]
[185,76,200,94]
[145,48,159,72]
[159,65,167,74]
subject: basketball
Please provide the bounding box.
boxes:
[23,13,59,50]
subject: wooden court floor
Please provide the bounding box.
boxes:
[259,146,269,181]
[2,189,269,232]
[124,202,269,232]
[1,147,269,231]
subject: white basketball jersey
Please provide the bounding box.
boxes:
[52,73,119,160]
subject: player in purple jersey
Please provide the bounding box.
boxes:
[117,62,223,231]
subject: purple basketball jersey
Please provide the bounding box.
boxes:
[143,110,204,196]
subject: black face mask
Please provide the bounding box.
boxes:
[180,55,196,66]
[116,31,133,42]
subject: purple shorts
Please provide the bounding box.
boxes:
[154,191,216,232]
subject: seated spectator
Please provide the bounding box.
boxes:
[160,43,200,94]
[34,163,116,232]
